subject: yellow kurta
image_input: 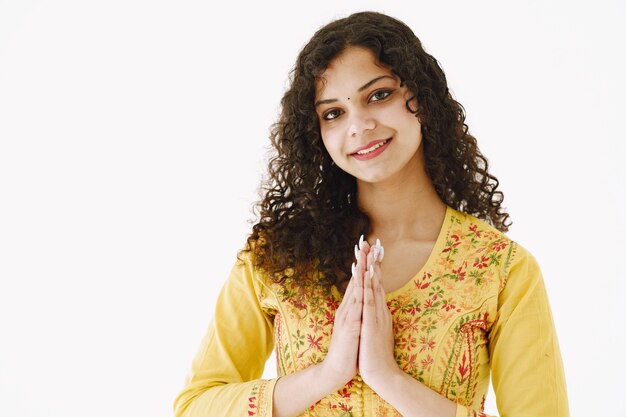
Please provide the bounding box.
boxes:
[173,205,569,416]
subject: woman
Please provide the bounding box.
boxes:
[173,11,569,417]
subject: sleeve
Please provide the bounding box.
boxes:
[173,251,279,417]
[455,244,569,417]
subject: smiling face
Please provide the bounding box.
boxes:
[314,46,423,185]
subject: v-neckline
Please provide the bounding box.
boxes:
[331,205,453,301]
[383,204,452,299]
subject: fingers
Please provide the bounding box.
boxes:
[358,234,371,252]
[343,234,386,325]
[338,261,362,319]
[362,264,377,325]
[355,234,372,274]
[350,264,363,314]
[346,266,363,324]
[369,238,384,266]
[354,244,366,274]
[363,245,388,324]
[336,274,352,316]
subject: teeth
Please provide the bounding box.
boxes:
[356,140,388,155]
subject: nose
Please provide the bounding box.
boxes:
[347,107,376,138]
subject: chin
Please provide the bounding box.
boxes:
[355,172,391,184]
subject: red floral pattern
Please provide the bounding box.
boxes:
[251,206,515,415]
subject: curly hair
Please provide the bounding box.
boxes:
[239,11,511,290]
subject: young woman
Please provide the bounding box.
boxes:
[173,11,569,417]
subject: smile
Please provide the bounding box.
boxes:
[351,139,391,161]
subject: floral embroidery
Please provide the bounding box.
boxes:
[247,380,272,416]
[247,382,258,416]
[439,311,490,405]
[257,206,516,415]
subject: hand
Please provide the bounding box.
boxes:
[321,237,367,389]
[358,240,399,389]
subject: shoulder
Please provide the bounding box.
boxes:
[446,207,531,290]
[447,207,514,258]
[236,239,294,294]
[448,208,549,310]
[499,240,543,295]
[233,243,269,293]
[457,208,543,288]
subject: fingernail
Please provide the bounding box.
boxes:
[351,262,356,277]
[375,238,381,250]
[359,234,364,249]
[379,246,385,262]
[369,264,374,277]
[373,246,380,262]
[354,244,359,260]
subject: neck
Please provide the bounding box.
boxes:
[356,148,446,243]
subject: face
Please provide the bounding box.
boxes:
[314,46,423,185]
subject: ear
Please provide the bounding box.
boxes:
[408,96,420,114]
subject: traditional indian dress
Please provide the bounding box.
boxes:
[174,205,569,416]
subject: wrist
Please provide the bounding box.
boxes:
[363,364,403,393]
[318,359,355,392]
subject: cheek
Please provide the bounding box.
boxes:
[387,100,421,132]
[320,128,342,155]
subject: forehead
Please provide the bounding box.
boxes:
[314,47,394,98]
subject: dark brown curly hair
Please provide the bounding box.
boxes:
[239,11,511,291]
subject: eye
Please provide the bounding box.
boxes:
[322,108,343,121]
[370,89,393,102]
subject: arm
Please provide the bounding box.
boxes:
[173,250,357,417]
[274,245,368,417]
[272,361,350,417]
[362,242,569,417]
[455,245,569,417]
[172,252,277,417]
[369,369,458,417]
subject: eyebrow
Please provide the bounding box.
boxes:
[314,75,396,108]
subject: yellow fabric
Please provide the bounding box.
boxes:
[173,249,278,416]
[173,206,569,416]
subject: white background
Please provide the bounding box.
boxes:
[1,1,624,416]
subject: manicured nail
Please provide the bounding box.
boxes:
[351,262,356,277]
[379,246,385,262]
[369,264,374,277]
[375,238,381,250]
[354,244,359,260]
[372,246,380,262]
[359,234,364,249]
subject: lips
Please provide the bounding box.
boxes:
[350,138,391,155]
